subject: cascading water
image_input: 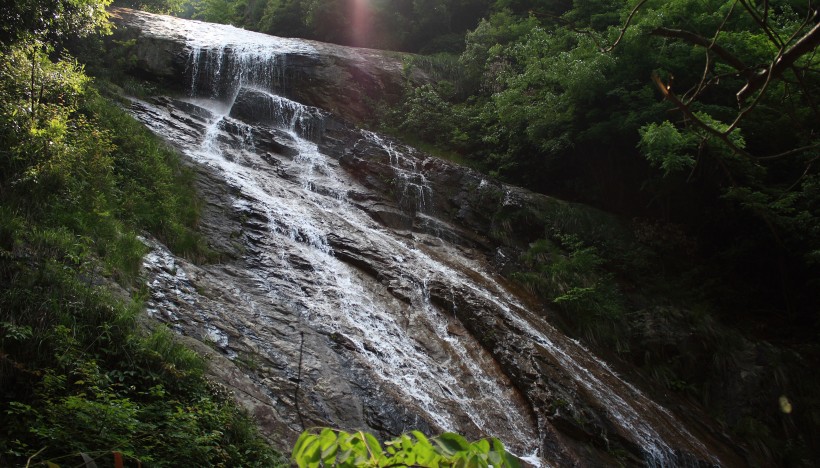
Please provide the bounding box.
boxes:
[363,131,433,214]
[124,12,727,466]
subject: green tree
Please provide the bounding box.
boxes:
[258,0,311,37]
[387,3,820,460]
[194,0,246,24]
[112,0,187,14]
[1,0,111,46]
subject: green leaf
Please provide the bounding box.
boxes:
[362,431,383,458]
[321,441,339,465]
[292,432,315,463]
[416,441,441,466]
[638,120,696,176]
[488,451,502,466]
[319,427,339,464]
[347,436,370,464]
[401,434,414,451]
[337,448,353,464]
[411,430,431,447]
[298,438,322,468]
[501,450,523,468]
[435,432,470,455]
[492,438,505,453]
[468,452,487,468]
[472,439,490,453]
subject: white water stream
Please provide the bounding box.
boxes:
[128,15,722,466]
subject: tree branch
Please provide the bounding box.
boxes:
[726,50,780,133]
[650,27,750,73]
[738,20,820,102]
[684,0,738,104]
[756,142,820,161]
[601,0,650,52]
[651,73,752,163]
[738,0,783,47]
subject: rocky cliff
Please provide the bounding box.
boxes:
[108,8,426,123]
[106,8,747,466]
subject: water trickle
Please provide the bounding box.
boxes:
[465,283,717,467]
[363,131,433,214]
[249,90,327,141]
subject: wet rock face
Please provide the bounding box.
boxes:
[116,9,745,467]
[133,91,732,466]
[134,94,540,453]
[108,8,425,123]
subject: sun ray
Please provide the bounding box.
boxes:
[349,0,373,47]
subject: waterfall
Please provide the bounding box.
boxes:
[124,12,724,466]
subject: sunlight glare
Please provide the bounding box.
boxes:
[350,0,373,47]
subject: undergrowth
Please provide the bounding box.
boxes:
[0,40,281,466]
[504,205,819,464]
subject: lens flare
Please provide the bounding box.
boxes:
[349,0,372,47]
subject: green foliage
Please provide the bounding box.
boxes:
[394,84,459,147]
[86,93,214,261]
[194,0,248,24]
[488,28,616,155]
[638,121,697,176]
[1,290,284,466]
[0,0,111,46]
[460,10,538,78]
[384,0,819,336]
[0,35,275,466]
[514,232,627,350]
[257,0,309,38]
[113,0,187,14]
[292,428,522,468]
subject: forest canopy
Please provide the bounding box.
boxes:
[382,0,820,326]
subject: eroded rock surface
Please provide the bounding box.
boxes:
[114,9,746,466]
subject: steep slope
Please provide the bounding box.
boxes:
[103,8,749,466]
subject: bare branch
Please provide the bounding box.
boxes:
[738,0,784,47]
[780,9,820,120]
[684,1,739,104]
[684,52,713,104]
[783,157,817,193]
[788,64,820,122]
[783,4,817,46]
[726,50,780,133]
[601,0,650,52]
[757,143,820,161]
[738,20,820,103]
[651,27,750,72]
[540,0,650,53]
[530,12,606,50]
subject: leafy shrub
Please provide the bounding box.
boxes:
[293,428,523,468]
[513,232,627,350]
